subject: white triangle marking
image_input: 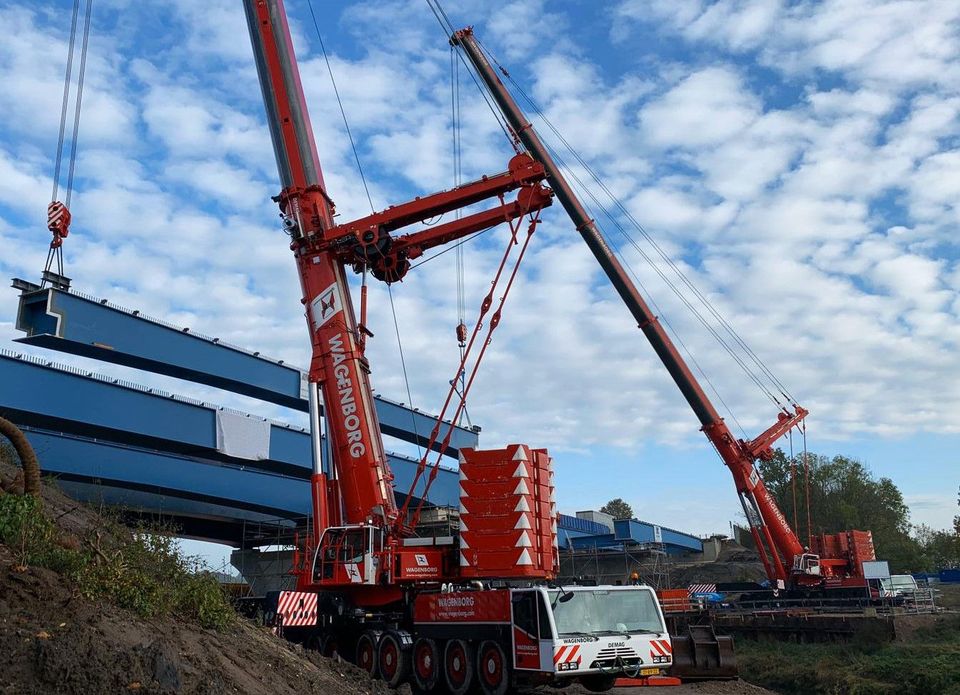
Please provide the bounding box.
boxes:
[513,479,530,495]
[459,467,468,481]
[459,501,468,514]
[460,536,469,549]
[514,514,532,530]
[514,497,530,513]
[459,484,468,498]
[512,446,529,461]
[515,531,533,548]
[460,518,468,532]
[460,552,470,566]
[512,462,529,478]
[516,549,533,566]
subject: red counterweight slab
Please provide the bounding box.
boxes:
[458,444,557,579]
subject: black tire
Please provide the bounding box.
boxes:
[580,673,617,692]
[356,630,380,678]
[475,640,510,695]
[320,633,340,660]
[443,638,474,695]
[412,637,441,692]
[378,631,411,688]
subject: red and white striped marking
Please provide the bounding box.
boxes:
[276,591,318,627]
[688,583,717,595]
[649,639,672,658]
[553,645,582,666]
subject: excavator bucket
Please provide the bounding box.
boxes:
[669,624,738,681]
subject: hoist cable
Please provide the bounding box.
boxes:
[476,40,796,406]
[64,0,93,209]
[450,44,468,423]
[406,210,542,529]
[51,0,81,203]
[468,38,784,410]
[545,138,750,435]
[408,228,490,271]
[388,285,422,460]
[423,0,518,151]
[306,0,375,213]
[544,105,783,409]
[789,429,798,533]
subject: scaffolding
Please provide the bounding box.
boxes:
[558,542,673,589]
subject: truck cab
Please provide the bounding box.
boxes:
[511,585,672,690]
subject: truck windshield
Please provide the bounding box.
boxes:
[548,589,664,636]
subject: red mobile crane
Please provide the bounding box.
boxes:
[451,30,876,592]
[241,0,864,690]
[449,30,876,593]
[244,2,683,693]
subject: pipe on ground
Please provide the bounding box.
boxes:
[0,416,41,498]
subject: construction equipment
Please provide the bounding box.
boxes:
[240,1,681,691]
[449,29,876,594]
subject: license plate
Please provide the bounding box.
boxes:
[640,667,660,676]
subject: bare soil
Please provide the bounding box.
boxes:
[0,541,402,695]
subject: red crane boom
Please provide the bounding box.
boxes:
[453,27,872,589]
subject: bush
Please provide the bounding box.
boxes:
[0,494,234,630]
[737,626,960,695]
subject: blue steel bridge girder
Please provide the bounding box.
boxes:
[13,282,478,458]
[0,350,459,546]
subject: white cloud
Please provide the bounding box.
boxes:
[2,0,960,540]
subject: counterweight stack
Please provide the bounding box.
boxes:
[458,444,559,578]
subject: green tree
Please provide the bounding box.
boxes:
[954,486,959,537]
[758,450,924,572]
[600,498,633,520]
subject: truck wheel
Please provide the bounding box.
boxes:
[412,637,441,692]
[356,630,380,678]
[378,631,410,688]
[320,633,339,659]
[443,638,474,695]
[580,674,617,692]
[476,640,510,695]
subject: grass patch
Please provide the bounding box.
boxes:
[0,493,234,630]
[736,616,960,695]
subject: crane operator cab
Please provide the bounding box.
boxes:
[791,551,822,577]
[312,525,383,586]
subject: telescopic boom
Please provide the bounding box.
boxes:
[453,27,809,585]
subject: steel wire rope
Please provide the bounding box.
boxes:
[63,0,93,210]
[307,0,374,212]
[463,38,782,416]
[538,107,783,411]
[476,39,796,406]
[51,0,81,204]
[307,0,427,459]
[388,285,423,460]
[543,137,750,437]
[450,44,470,427]
[423,0,519,152]
[407,228,491,271]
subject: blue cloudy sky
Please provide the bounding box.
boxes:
[1,0,958,557]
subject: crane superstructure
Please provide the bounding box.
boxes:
[237,1,865,691]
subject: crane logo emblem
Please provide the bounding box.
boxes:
[311,282,342,329]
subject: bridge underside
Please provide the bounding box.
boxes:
[2,282,471,546]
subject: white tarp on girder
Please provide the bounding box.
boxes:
[215,410,271,460]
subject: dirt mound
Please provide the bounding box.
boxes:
[0,454,392,695]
